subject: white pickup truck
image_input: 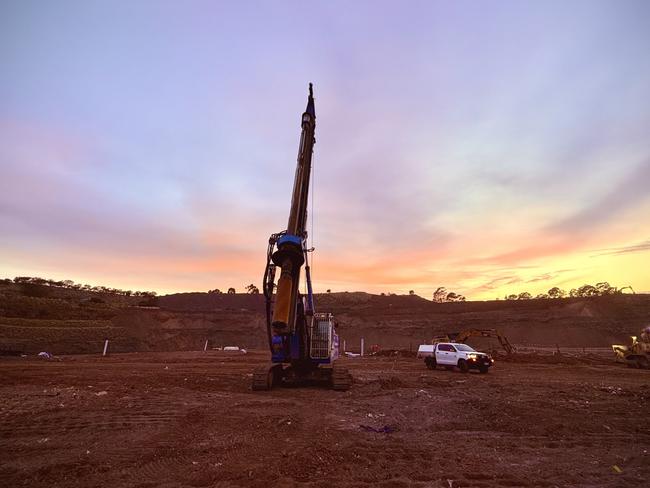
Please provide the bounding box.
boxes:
[417,342,494,373]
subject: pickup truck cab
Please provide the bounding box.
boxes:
[421,342,494,373]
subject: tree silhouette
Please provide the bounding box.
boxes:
[409,290,415,296]
[497,282,629,300]
[433,287,447,303]
[245,284,259,294]
[445,292,466,302]
[227,287,236,294]
[595,282,616,295]
[433,287,466,302]
[577,284,598,297]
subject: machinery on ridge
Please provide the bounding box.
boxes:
[252,84,352,391]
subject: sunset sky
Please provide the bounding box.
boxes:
[1,1,649,300]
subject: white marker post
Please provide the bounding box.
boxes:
[361,337,364,357]
[343,339,346,353]
[102,339,109,357]
[204,339,209,352]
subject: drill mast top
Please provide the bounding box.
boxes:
[286,82,316,237]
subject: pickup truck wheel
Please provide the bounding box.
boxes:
[424,357,436,370]
[458,359,469,373]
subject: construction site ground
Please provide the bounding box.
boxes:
[1,350,648,488]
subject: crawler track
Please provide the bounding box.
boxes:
[331,365,352,391]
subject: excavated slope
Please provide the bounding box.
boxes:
[1,283,648,354]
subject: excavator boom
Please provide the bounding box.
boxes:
[445,328,516,355]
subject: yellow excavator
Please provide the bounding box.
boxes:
[432,328,516,355]
[612,326,650,369]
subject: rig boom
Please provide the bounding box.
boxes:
[254,84,351,391]
[271,83,316,335]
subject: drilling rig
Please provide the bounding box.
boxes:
[252,84,352,391]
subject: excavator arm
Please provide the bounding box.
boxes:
[451,328,516,354]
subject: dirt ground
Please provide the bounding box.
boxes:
[1,351,648,488]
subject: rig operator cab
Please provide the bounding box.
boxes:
[252,84,352,391]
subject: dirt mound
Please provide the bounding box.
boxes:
[328,293,649,350]
[157,292,265,312]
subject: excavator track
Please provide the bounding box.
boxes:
[331,366,352,391]
[252,364,280,391]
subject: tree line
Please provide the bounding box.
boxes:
[1,276,157,298]
[208,284,260,295]
[432,287,467,302]
[429,281,634,303]
[503,282,634,300]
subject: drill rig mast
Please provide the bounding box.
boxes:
[252,84,351,391]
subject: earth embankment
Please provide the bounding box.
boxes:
[1,283,648,354]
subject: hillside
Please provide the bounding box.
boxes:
[1,282,649,354]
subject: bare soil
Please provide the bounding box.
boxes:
[2,282,650,355]
[1,351,648,487]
